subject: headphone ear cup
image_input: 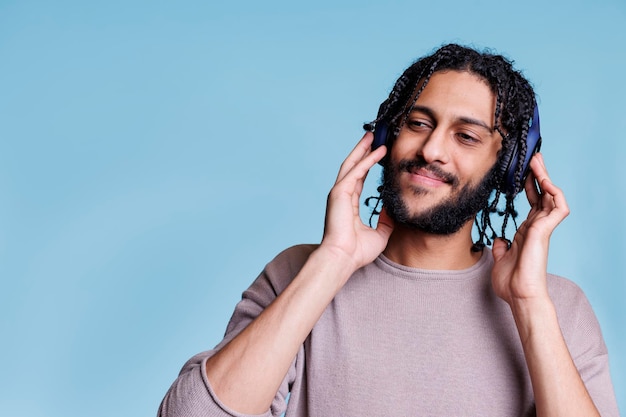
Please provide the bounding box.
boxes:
[372,121,394,166]
[372,121,390,151]
[497,140,518,195]
[498,105,543,196]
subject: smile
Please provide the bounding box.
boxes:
[407,167,451,187]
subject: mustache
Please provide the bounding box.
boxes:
[396,157,459,186]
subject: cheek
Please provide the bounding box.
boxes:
[389,136,408,160]
[454,148,500,184]
[486,143,503,173]
[390,133,424,160]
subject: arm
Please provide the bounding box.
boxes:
[491,153,600,417]
[204,133,394,415]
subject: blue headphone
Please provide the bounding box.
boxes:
[371,104,542,196]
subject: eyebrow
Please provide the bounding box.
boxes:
[408,105,494,133]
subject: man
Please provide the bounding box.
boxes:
[159,44,618,416]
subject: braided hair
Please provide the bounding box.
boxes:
[366,44,536,250]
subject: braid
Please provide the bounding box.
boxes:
[374,74,410,125]
[512,103,533,189]
[396,50,453,136]
[472,188,501,251]
[365,44,537,249]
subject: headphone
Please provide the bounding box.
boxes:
[370,103,542,197]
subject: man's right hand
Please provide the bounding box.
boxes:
[320,132,394,275]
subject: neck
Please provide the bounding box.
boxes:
[382,220,482,270]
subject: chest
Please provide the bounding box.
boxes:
[301,275,535,416]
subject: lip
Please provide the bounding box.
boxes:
[407,167,449,187]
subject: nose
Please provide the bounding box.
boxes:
[419,125,450,164]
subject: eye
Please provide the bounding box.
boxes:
[407,119,432,130]
[456,132,481,144]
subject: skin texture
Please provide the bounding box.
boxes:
[205,70,600,416]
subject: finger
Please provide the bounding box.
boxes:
[539,177,570,221]
[376,207,395,237]
[524,169,541,208]
[529,152,551,186]
[491,237,510,263]
[329,143,386,210]
[335,132,373,182]
[530,154,565,213]
[337,146,387,194]
[335,132,385,183]
[525,154,543,208]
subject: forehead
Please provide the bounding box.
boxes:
[412,70,496,125]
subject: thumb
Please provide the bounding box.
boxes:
[376,207,395,239]
[491,238,510,263]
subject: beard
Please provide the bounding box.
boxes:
[380,157,498,235]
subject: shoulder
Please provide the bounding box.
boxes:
[546,273,594,318]
[269,244,319,272]
[546,273,608,358]
[258,244,319,294]
[546,273,587,304]
[229,244,319,328]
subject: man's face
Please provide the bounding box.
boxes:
[382,70,502,234]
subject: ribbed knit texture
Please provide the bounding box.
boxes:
[158,245,619,417]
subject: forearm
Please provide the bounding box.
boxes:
[511,297,599,417]
[205,246,357,415]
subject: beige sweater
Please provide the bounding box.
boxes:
[159,245,619,416]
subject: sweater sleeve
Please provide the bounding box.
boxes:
[158,245,317,417]
[548,275,620,417]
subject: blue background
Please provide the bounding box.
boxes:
[1,1,624,416]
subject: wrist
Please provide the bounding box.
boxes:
[304,245,362,290]
[509,296,558,344]
[316,243,361,272]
